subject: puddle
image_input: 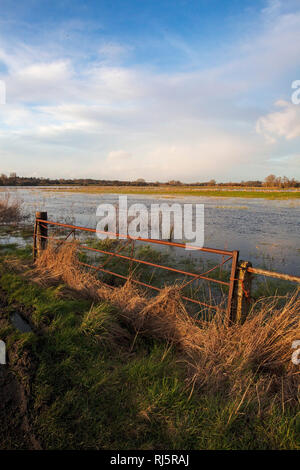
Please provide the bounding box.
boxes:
[0,235,27,247]
[10,313,32,333]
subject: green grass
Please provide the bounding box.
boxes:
[0,242,18,251]
[0,263,298,450]
[41,185,300,199]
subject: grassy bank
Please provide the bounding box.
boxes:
[38,185,300,199]
[0,244,299,450]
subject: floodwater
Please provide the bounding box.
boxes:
[1,187,300,276]
[10,313,32,333]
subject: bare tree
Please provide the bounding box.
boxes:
[263,174,277,187]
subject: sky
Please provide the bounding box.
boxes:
[0,0,300,182]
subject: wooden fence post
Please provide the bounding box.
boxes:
[233,260,253,323]
[35,211,48,259]
[226,250,239,324]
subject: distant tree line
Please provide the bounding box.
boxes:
[0,173,299,188]
[261,174,299,188]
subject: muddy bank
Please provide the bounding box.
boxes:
[0,363,41,449]
[0,311,41,450]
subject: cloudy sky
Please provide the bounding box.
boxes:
[0,0,300,182]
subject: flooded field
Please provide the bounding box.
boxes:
[1,186,300,277]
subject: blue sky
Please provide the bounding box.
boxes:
[0,0,299,181]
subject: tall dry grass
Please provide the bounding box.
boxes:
[33,242,300,412]
[0,192,24,224]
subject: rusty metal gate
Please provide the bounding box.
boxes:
[33,212,240,320]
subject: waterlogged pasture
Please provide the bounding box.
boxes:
[1,187,299,278]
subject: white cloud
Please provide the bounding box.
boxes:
[256,100,300,142]
[17,61,71,81]
[0,1,300,180]
[99,132,257,181]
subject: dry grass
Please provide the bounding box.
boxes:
[33,242,300,413]
[34,241,106,297]
[0,192,24,224]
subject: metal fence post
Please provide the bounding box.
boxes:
[35,211,48,259]
[234,260,253,323]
